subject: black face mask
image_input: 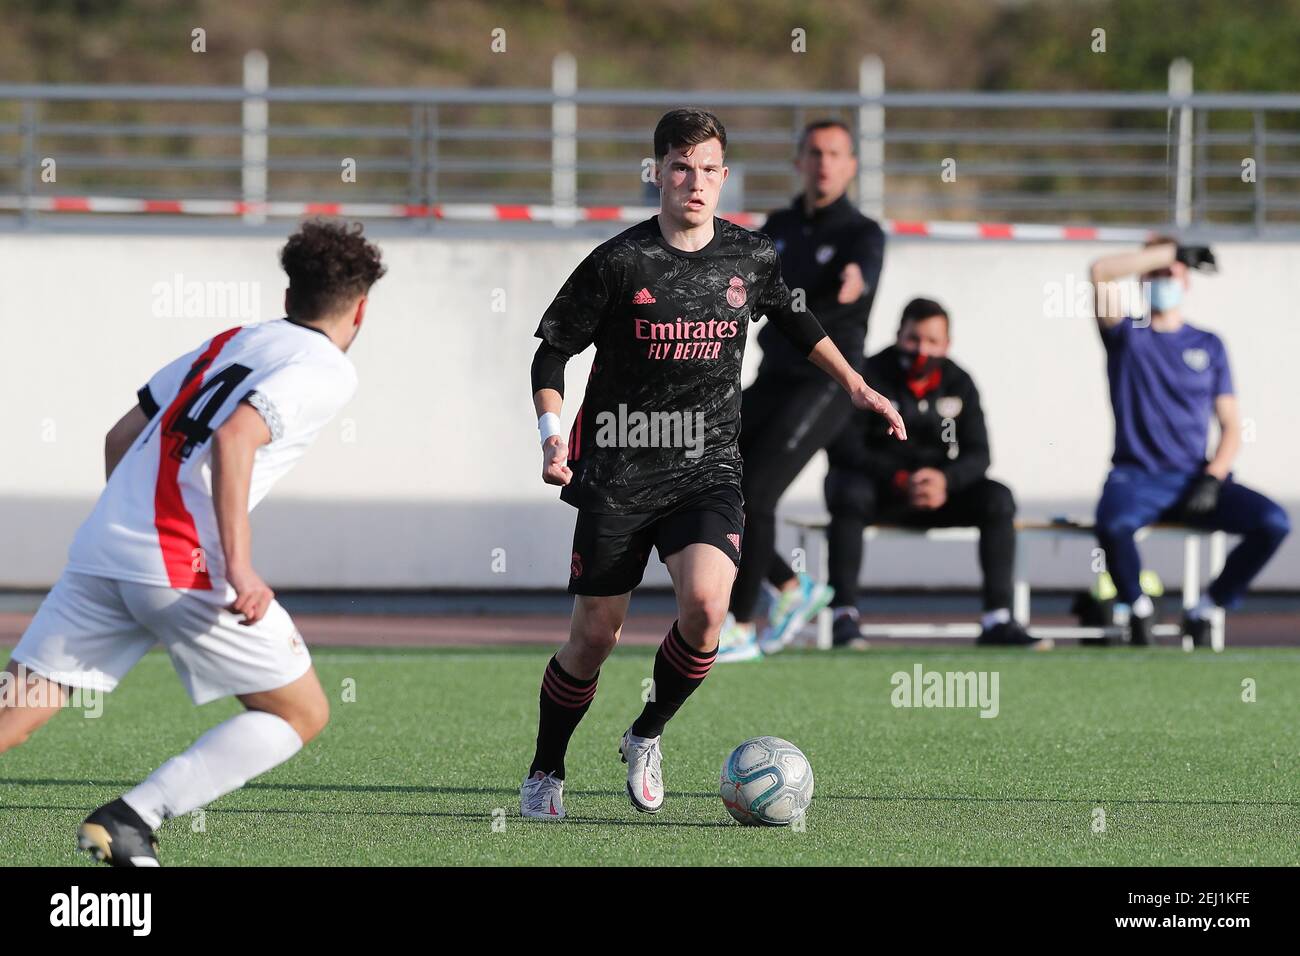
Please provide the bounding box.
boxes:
[899,349,941,399]
[899,349,933,376]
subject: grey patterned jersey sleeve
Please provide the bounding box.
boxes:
[535,244,619,358]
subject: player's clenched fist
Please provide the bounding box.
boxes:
[542,435,572,486]
[227,565,275,626]
[850,377,907,441]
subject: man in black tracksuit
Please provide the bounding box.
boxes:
[722,119,887,657]
[825,297,1039,647]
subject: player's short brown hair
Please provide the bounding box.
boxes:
[654,108,727,161]
[280,219,386,322]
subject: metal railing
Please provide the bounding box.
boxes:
[2,54,1299,234]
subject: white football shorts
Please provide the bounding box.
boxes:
[11,570,311,705]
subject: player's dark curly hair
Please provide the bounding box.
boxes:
[654,108,727,161]
[279,219,386,322]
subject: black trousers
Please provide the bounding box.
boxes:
[729,375,854,621]
[824,469,1017,611]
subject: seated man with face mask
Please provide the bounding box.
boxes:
[1089,237,1290,645]
[824,297,1039,647]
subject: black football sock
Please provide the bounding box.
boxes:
[529,656,598,780]
[630,621,717,739]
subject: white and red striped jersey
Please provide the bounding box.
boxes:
[67,318,357,595]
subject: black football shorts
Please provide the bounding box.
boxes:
[567,483,745,596]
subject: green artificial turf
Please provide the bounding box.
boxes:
[2,645,1297,866]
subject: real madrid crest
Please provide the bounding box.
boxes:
[726,276,747,308]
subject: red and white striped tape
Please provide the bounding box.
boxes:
[0,195,1151,241]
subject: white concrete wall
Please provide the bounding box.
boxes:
[1,232,1296,591]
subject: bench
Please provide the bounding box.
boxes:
[783,517,1228,651]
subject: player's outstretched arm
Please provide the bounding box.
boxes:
[104,404,149,480]
[211,402,275,625]
[757,234,902,439]
[807,337,907,441]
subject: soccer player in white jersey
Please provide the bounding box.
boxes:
[0,220,385,866]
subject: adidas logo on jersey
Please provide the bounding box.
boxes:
[632,288,656,305]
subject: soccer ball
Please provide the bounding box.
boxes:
[719,736,813,826]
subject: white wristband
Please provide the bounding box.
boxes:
[538,412,563,445]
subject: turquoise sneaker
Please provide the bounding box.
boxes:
[758,574,834,655]
[716,614,762,663]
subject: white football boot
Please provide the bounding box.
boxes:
[520,770,566,820]
[619,728,664,813]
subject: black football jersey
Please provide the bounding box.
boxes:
[757,194,885,381]
[535,216,826,514]
[827,344,991,493]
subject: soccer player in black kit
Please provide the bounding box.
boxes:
[521,109,905,819]
[721,119,886,660]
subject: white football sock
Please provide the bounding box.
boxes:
[980,608,1011,629]
[1186,595,1217,620]
[1131,594,1155,619]
[122,710,303,829]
